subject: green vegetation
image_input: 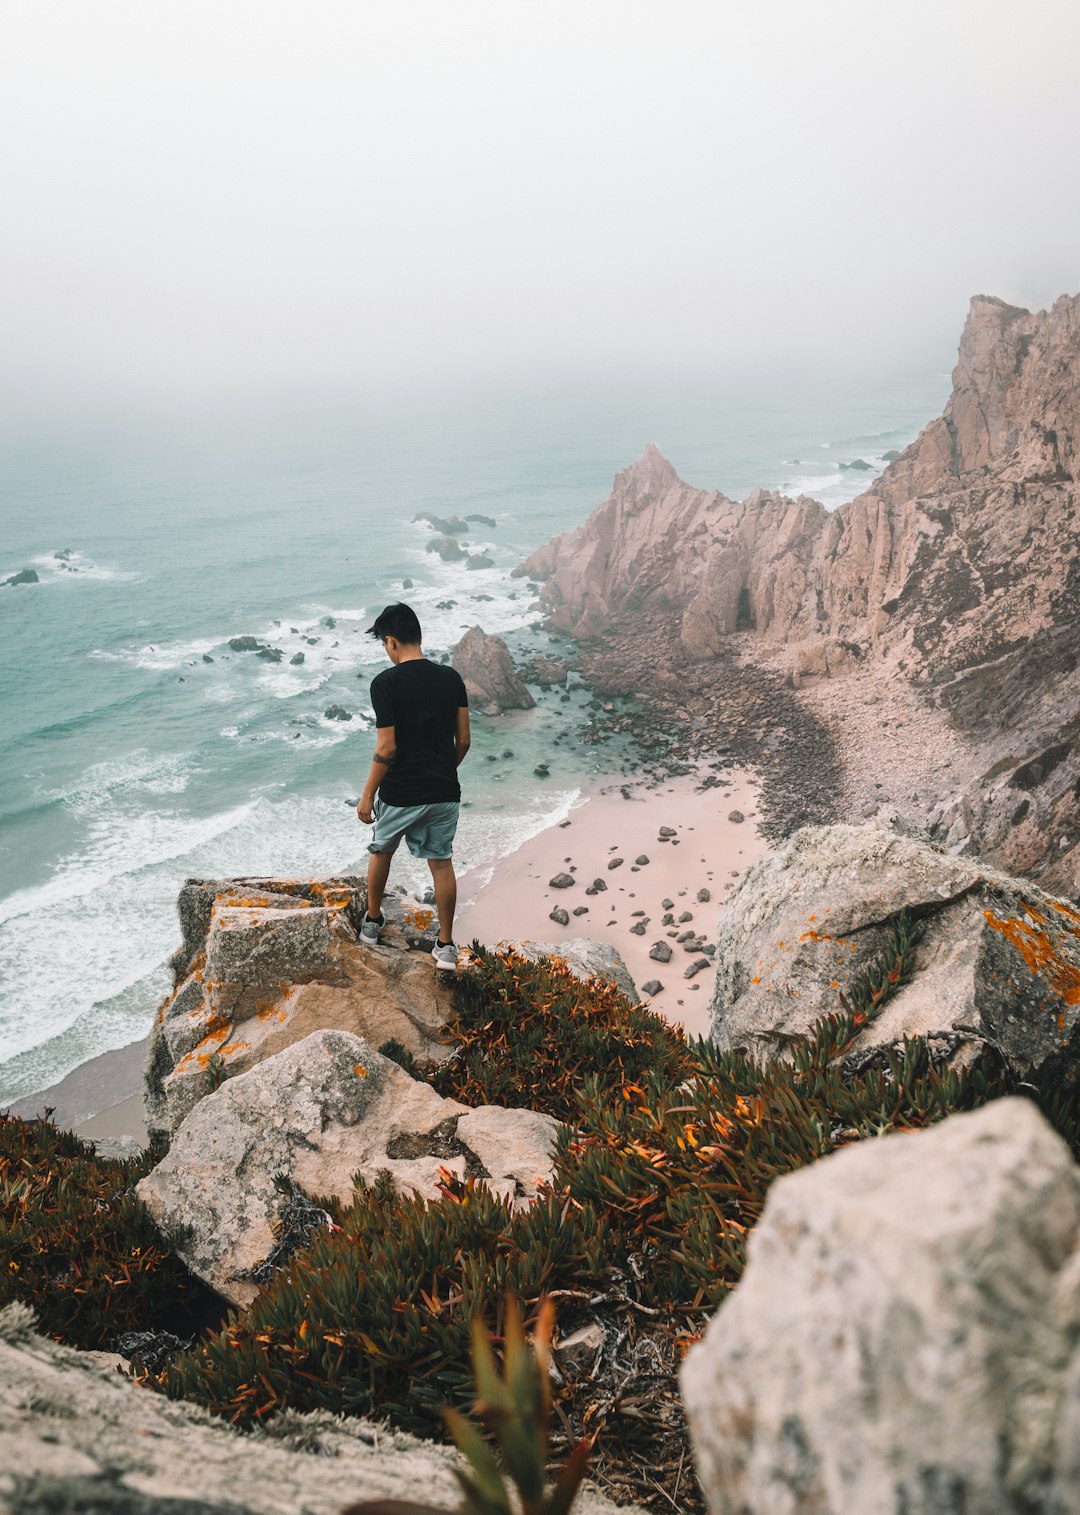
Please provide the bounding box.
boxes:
[0,1113,217,1350]
[344,1299,592,1515]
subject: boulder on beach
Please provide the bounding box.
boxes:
[708,822,1080,1084]
[681,1099,1080,1515]
[138,1030,561,1306]
[451,626,536,715]
[510,938,638,1004]
[146,877,457,1144]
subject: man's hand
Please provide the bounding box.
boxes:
[357,796,375,825]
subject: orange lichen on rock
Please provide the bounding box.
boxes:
[983,905,1080,1007]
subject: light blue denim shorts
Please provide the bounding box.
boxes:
[368,798,460,860]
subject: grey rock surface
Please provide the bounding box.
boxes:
[708,823,1080,1082]
[451,625,536,715]
[0,1302,637,1515]
[681,1099,1080,1515]
[139,1030,559,1306]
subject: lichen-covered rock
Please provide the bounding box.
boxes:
[147,878,456,1145]
[708,823,1080,1085]
[681,1099,1080,1515]
[510,938,638,1004]
[0,1302,637,1515]
[137,1030,560,1306]
[451,626,536,715]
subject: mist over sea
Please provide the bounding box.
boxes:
[0,369,947,1105]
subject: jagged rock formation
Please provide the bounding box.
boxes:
[0,1302,636,1515]
[147,878,455,1144]
[451,625,536,714]
[138,1030,560,1307]
[518,294,1079,890]
[707,823,1080,1085]
[681,1099,1080,1515]
[509,937,638,1003]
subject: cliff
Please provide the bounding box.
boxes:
[518,293,1080,890]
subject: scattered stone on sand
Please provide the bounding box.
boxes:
[641,979,664,995]
[727,810,745,823]
[635,854,650,865]
[662,898,674,909]
[549,908,570,926]
[591,878,607,892]
[548,873,575,889]
[607,857,624,870]
[662,913,675,925]
[572,906,589,916]
[684,958,710,979]
[629,922,647,936]
[697,887,711,902]
[678,911,693,923]
[649,942,673,963]
[659,826,677,837]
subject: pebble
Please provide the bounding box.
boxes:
[572,905,589,916]
[607,857,624,870]
[549,908,570,926]
[631,910,646,917]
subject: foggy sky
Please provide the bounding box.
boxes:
[2,0,1078,400]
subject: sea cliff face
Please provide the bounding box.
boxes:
[518,293,1080,892]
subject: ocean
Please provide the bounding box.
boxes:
[0,367,948,1106]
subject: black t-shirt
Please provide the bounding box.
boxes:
[369,659,469,806]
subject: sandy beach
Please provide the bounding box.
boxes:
[457,765,767,1039]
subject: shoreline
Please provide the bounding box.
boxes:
[7,763,767,1141]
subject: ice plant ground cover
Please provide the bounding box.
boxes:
[154,915,1080,1511]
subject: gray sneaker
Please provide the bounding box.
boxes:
[431,941,458,972]
[359,912,385,946]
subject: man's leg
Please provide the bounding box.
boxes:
[366,850,393,922]
[427,857,457,944]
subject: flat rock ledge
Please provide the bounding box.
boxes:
[137,1029,560,1307]
[147,876,456,1144]
[0,1301,639,1515]
[681,1099,1080,1515]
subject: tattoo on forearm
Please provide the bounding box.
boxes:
[372,752,394,765]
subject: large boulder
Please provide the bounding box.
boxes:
[510,938,638,1004]
[137,1029,560,1307]
[0,1302,636,1515]
[147,878,456,1145]
[681,1099,1080,1515]
[708,823,1080,1084]
[452,626,536,715]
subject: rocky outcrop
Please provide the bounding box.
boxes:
[138,1029,560,1307]
[147,878,455,1145]
[681,1099,1080,1515]
[452,626,536,715]
[3,567,39,587]
[518,293,1080,890]
[0,1302,635,1515]
[708,823,1080,1085]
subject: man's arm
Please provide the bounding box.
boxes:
[455,707,471,767]
[357,725,396,824]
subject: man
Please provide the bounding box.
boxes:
[356,602,470,970]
